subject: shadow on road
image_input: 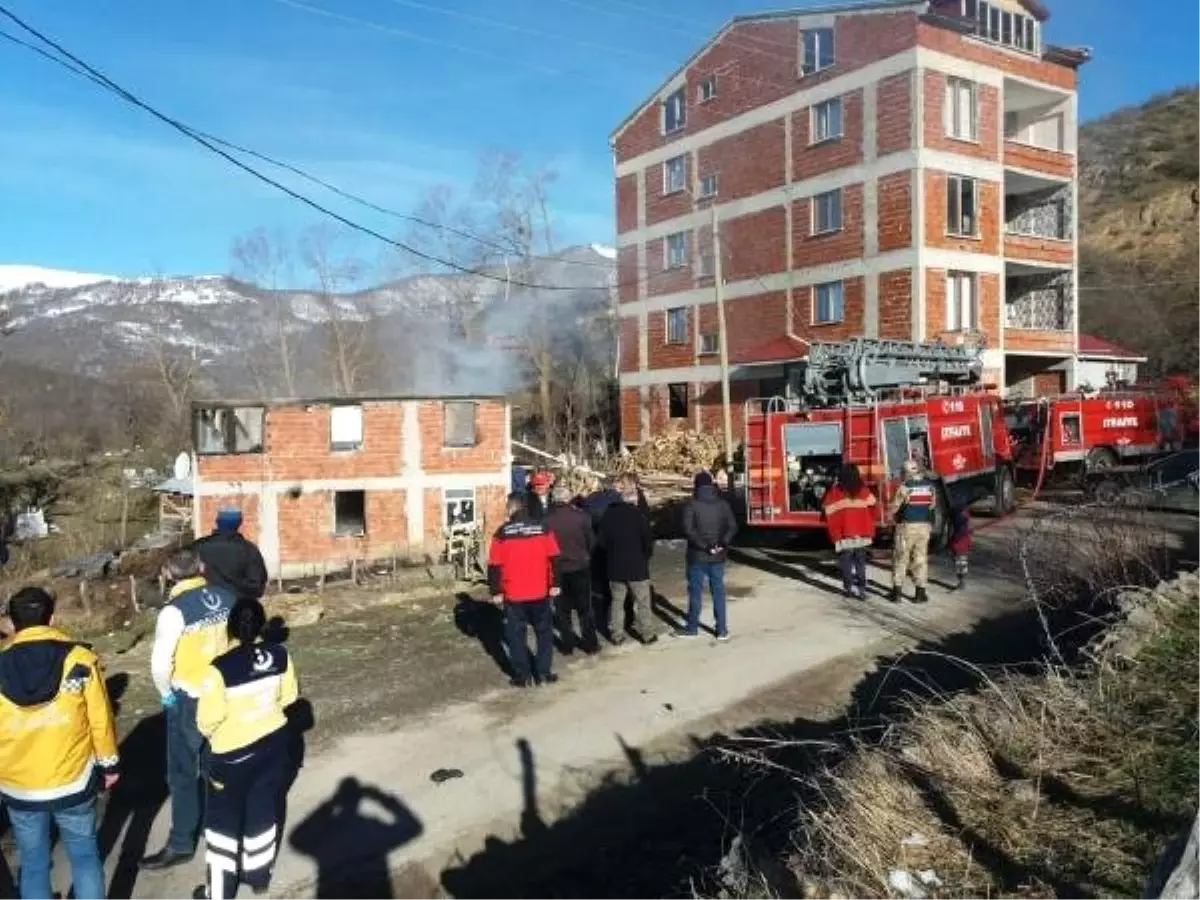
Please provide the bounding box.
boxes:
[454,593,512,680]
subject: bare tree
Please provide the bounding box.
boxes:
[136,275,200,445]
[232,227,297,396]
[299,225,376,396]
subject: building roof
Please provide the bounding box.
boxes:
[1078,333,1147,361]
[740,335,811,365]
[610,0,924,140]
[191,392,507,409]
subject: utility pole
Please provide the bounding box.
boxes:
[712,203,734,475]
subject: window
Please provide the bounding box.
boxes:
[668,383,689,419]
[665,306,688,344]
[812,97,843,142]
[666,231,688,269]
[334,490,366,536]
[330,404,363,451]
[663,155,686,194]
[698,173,718,199]
[663,88,686,133]
[813,281,845,324]
[1003,110,1020,139]
[698,76,717,102]
[1060,413,1082,445]
[444,487,476,528]
[946,175,978,237]
[194,406,265,455]
[811,189,843,234]
[946,271,977,331]
[800,27,835,75]
[974,0,1036,51]
[988,6,999,40]
[699,332,719,355]
[443,401,477,448]
[698,253,715,278]
[945,78,977,141]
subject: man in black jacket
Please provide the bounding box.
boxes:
[545,485,598,654]
[597,476,658,645]
[679,471,737,640]
[191,508,268,602]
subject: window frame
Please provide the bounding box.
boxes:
[811,96,844,144]
[662,155,687,195]
[332,489,367,537]
[443,486,477,529]
[697,76,717,103]
[667,382,690,420]
[665,231,689,269]
[329,403,364,452]
[665,306,688,345]
[811,188,844,235]
[799,27,835,76]
[442,400,478,448]
[698,173,718,199]
[945,271,978,332]
[698,332,719,355]
[944,77,978,142]
[662,87,686,134]
[812,280,846,325]
[697,252,715,278]
[193,405,266,456]
[946,175,979,238]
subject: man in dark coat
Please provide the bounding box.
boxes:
[525,470,553,522]
[679,471,737,640]
[191,508,268,602]
[545,485,598,654]
[596,476,658,645]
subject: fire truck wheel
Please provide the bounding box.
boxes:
[1086,447,1119,472]
[993,467,1016,516]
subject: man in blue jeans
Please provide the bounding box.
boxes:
[0,587,120,900]
[678,471,737,641]
[141,549,235,871]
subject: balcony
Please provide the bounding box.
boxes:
[1004,170,1072,265]
[1003,78,1074,179]
[1005,265,1074,353]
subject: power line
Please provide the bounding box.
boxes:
[0,6,605,292]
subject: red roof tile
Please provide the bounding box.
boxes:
[1078,333,1146,360]
[740,335,810,365]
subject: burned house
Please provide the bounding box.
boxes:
[190,394,511,578]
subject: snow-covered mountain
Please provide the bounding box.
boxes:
[0,245,617,394]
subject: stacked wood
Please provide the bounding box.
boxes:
[613,430,725,477]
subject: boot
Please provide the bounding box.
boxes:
[955,573,966,591]
[889,587,902,604]
[914,586,929,604]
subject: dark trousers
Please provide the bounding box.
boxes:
[205,731,288,899]
[504,598,554,682]
[838,547,868,592]
[686,560,728,636]
[166,692,205,853]
[555,568,598,653]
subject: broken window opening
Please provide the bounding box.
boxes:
[194,406,265,455]
[334,490,366,536]
[444,487,477,529]
[444,401,478,448]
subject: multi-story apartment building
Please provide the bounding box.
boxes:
[611,0,1088,444]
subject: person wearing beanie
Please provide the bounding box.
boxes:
[677,470,737,640]
[888,458,935,604]
[192,507,268,604]
[525,470,553,522]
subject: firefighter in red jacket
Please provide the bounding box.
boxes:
[488,493,562,688]
[822,464,877,600]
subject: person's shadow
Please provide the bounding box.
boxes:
[453,593,512,679]
[289,777,423,899]
[97,674,168,900]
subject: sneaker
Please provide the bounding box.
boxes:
[641,634,660,646]
[716,632,731,643]
[672,628,699,638]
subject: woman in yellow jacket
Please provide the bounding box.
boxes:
[194,598,299,900]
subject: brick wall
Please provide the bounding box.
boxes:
[1003,141,1074,179]
[1004,233,1073,266]
[277,489,407,566]
[417,400,506,473]
[1006,330,1076,353]
[791,89,863,180]
[879,268,914,339]
[616,173,638,235]
[720,206,787,281]
[727,291,789,363]
[916,21,1077,91]
[793,182,864,268]
[923,71,999,160]
[646,307,695,369]
[645,155,692,226]
[618,317,640,373]
[794,275,865,340]
[620,387,641,443]
[697,119,786,204]
[924,171,1000,255]
[925,269,1000,348]
[876,70,913,156]
[647,235,695,297]
[877,170,913,251]
[618,246,639,303]
[695,302,719,359]
[696,379,760,443]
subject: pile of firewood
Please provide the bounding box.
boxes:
[613,430,724,476]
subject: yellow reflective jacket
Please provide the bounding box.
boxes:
[151,576,235,698]
[0,626,119,810]
[197,640,299,757]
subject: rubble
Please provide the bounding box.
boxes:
[612,430,725,477]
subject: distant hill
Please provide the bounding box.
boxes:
[1078,86,1199,376]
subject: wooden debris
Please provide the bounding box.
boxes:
[612,430,725,477]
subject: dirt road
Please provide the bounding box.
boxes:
[54,513,1041,900]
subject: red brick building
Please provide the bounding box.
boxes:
[612,0,1087,443]
[190,395,510,578]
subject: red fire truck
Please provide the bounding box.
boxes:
[1006,380,1195,476]
[739,339,1015,546]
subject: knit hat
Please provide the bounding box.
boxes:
[215,507,243,533]
[693,470,714,490]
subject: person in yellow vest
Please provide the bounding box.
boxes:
[0,586,119,900]
[140,550,235,872]
[193,597,299,900]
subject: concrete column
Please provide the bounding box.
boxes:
[258,491,280,578]
[402,402,424,547]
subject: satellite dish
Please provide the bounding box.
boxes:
[173,452,191,481]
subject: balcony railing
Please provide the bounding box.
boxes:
[1006,274,1072,331]
[1005,185,1071,241]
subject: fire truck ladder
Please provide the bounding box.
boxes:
[802,338,983,405]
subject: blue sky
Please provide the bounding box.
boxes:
[0,0,1195,279]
